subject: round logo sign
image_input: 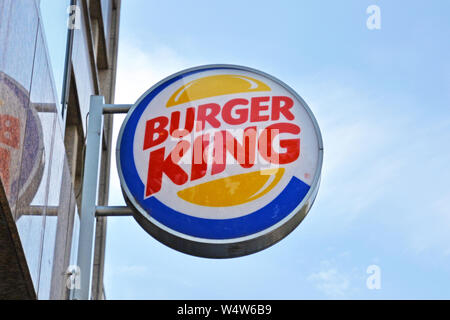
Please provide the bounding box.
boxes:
[0,71,45,215]
[117,65,323,258]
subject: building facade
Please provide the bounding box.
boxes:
[0,0,121,299]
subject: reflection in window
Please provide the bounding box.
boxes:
[39,0,71,112]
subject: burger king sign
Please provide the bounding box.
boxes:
[117,65,323,258]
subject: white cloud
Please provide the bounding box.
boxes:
[306,256,366,299]
[406,190,450,254]
[114,41,193,104]
[293,73,450,256]
[293,77,409,228]
[109,40,450,259]
[109,41,195,204]
[307,267,351,298]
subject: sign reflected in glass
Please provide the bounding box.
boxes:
[0,72,45,212]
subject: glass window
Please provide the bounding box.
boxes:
[39,0,71,111]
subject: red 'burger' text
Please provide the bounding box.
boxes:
[142,95,301,197]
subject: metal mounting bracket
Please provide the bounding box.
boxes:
[71,96,131,300]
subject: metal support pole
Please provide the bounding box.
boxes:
[70,97,131,300]
[95,206,133,217]
[102,104,133,114]
[72,96,105,300]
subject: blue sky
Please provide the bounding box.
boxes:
[104,0,450,299]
